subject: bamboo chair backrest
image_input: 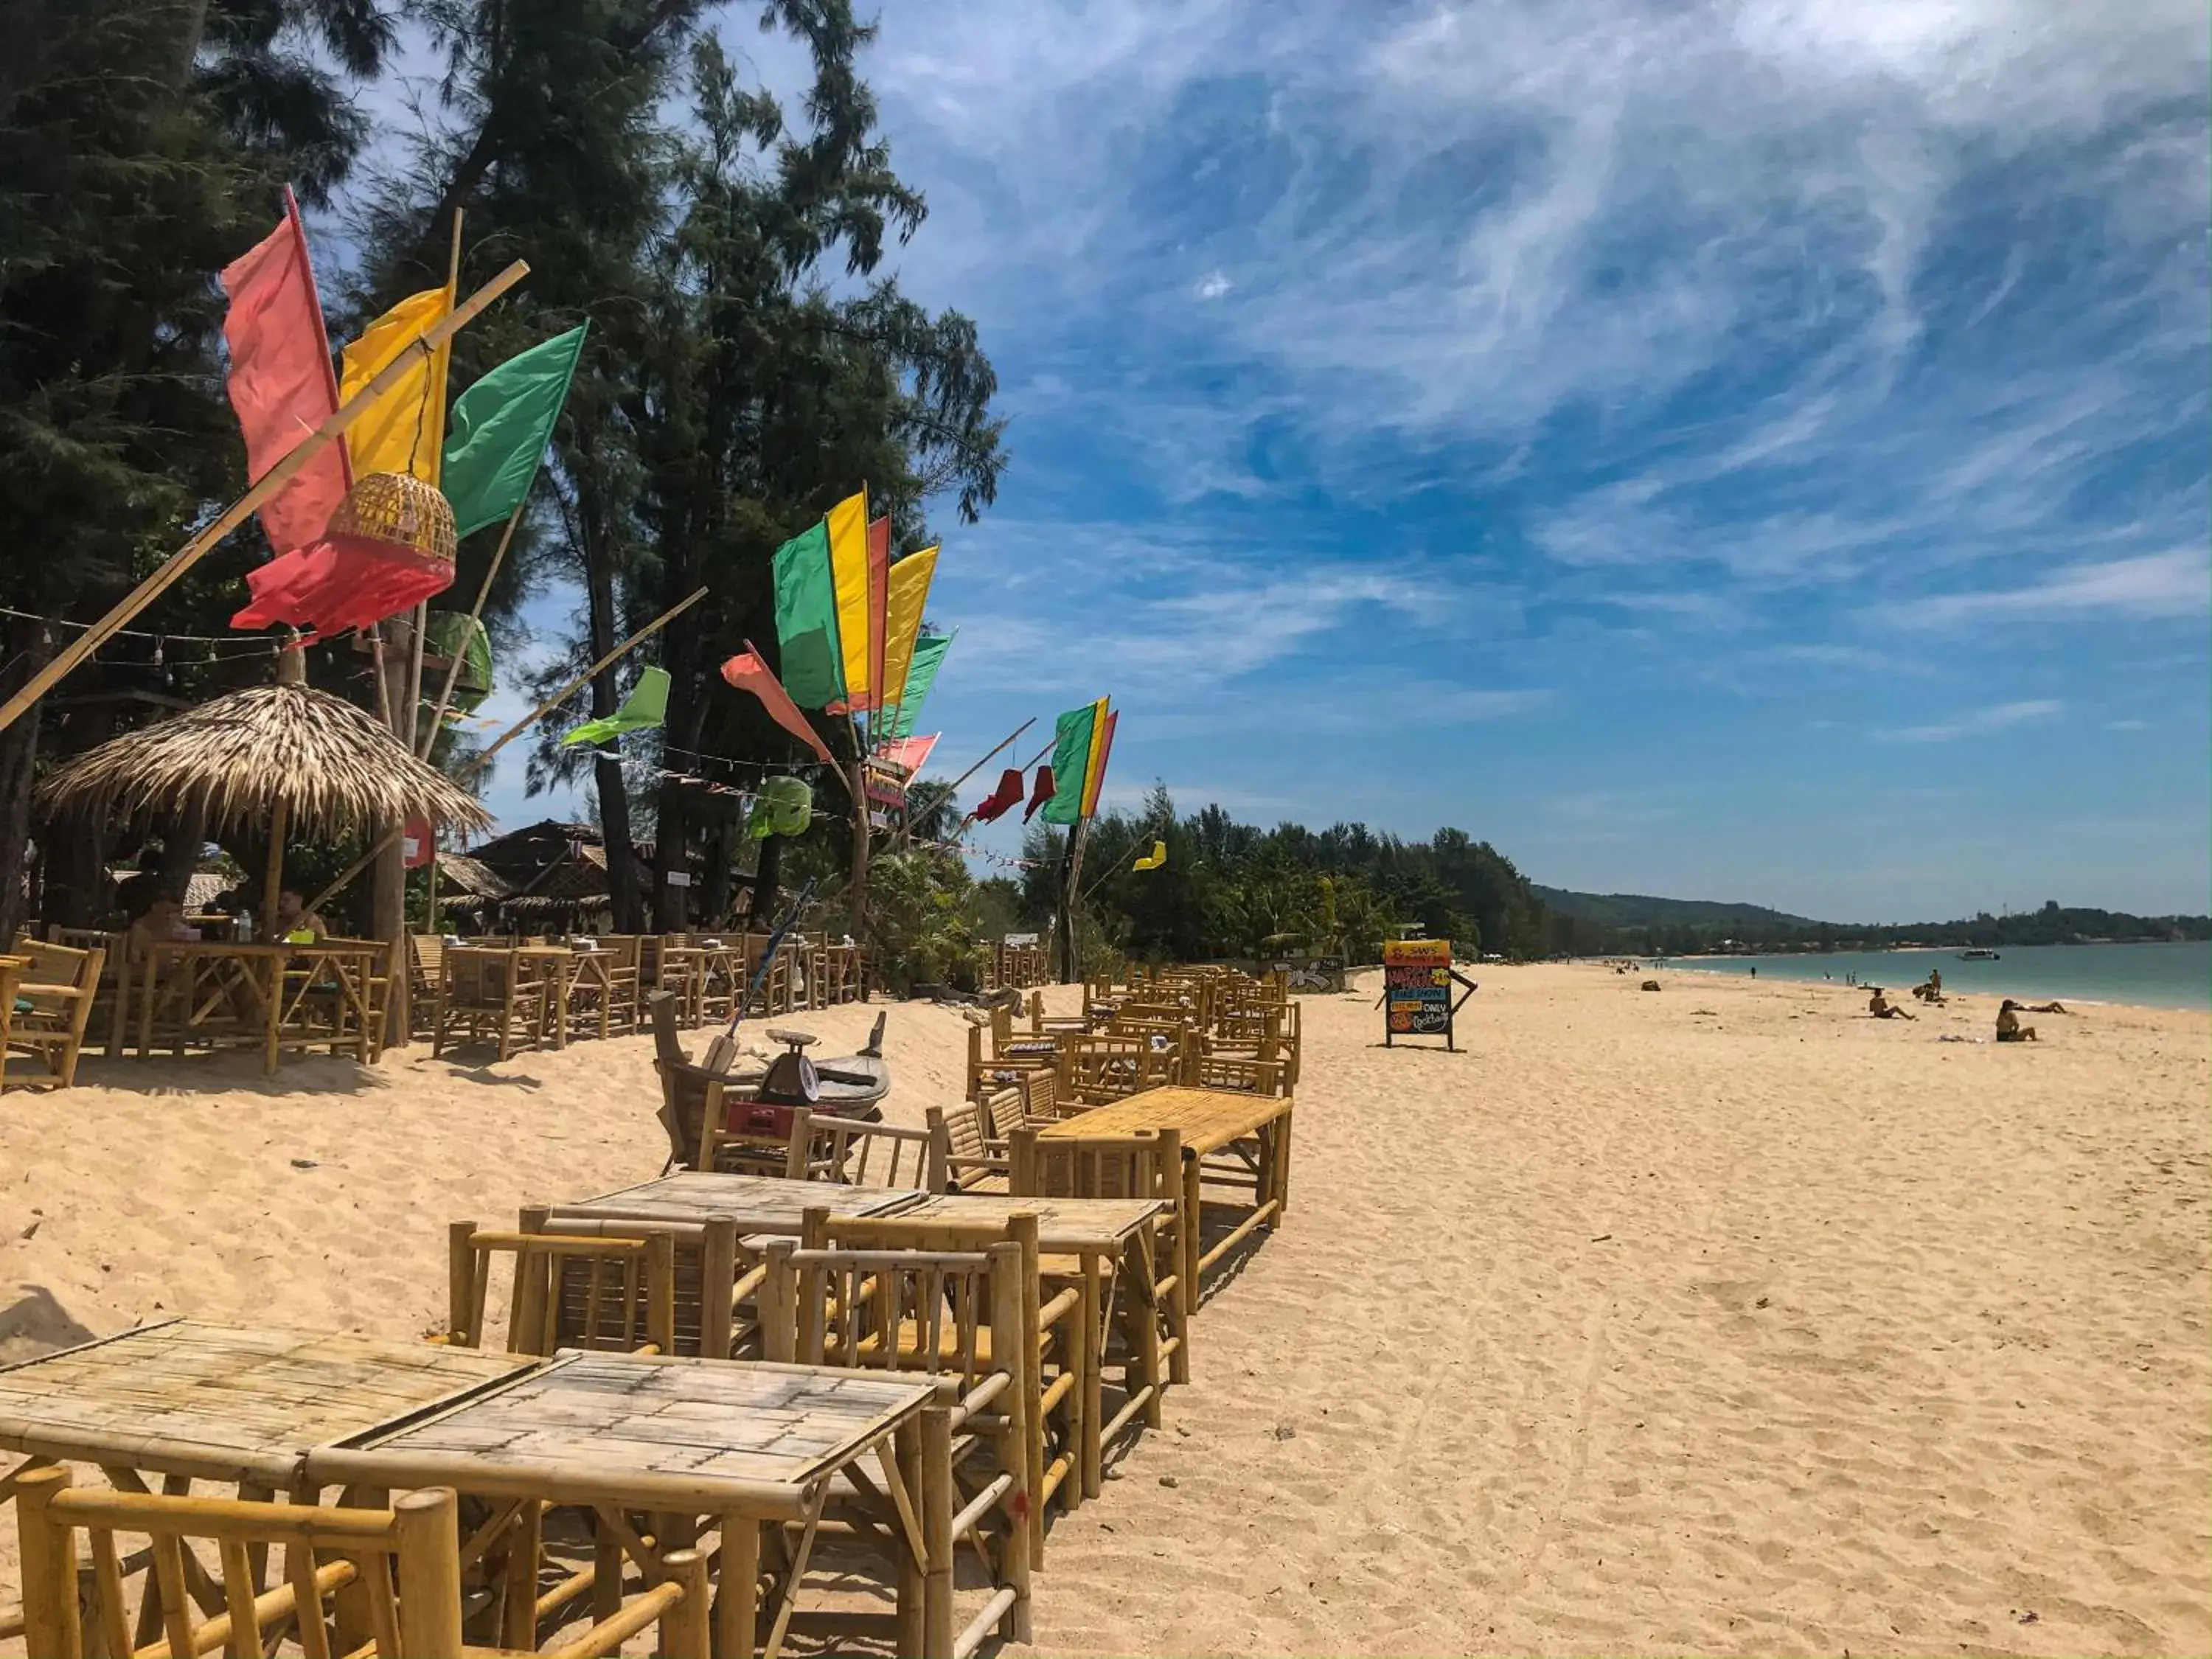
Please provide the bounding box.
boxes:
[1017,1068,1065,1124]
[447,1220,676,1357]
[409,933,444,986]
[12,1464,709,1659]
[784,1106,948,1192]
[1009,1126,1181,1208]
[1058,1032,1180,1105]
[761,1236,1025,1411]
[443,947,521,1006]
[10,934,102,997]
[990,1002,1015,1053]
[1188,1051,1289,1096]
[935,1102,1003,1192]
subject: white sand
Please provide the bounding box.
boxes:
[4,964,2206,1655]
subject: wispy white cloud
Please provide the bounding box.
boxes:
[1194,270,1233,300]
[1885,698,2065,743]
[1885,549,2212,627]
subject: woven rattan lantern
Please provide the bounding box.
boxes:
[232,471,459,639]
[327,470,458,562]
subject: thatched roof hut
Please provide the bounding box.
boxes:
[38,666,493,931]
[38,682,490,839]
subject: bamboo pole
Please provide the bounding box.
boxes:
[302,586,709,917]
[0,259,529,735]
[948,734,1054,849]
[418,501,524,759]
[400,211,465,754]
[260,798,288,943]
[936,717,1034,803]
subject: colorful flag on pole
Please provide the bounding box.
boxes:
[1133,839,1167,872]
[866,515,890,720]
[827,488,873,705]
[972,768,1025,824]
[722,646,835,765]
[889,633,952,740]
[877,546,939,726]
[220,187,350,557]
[442,324,588,537]
[1022,765,1057,823]
[560,665,669,748]
[1080,709,1118,818]
[771,521,845,709]
[339,288,451,481]
[1041,698,1107,824]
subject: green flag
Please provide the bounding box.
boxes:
[442,324,588,537]
[422,612,493,717]
[1040,699,1102,825]
[888,633,952,740]
[772,521,844,708]
[560,665,669,748]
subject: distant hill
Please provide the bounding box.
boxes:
[1531,886,1818,932]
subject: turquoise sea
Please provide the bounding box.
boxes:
[1658,939,2211,1011]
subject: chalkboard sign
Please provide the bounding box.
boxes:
[1382,939,1474,1048]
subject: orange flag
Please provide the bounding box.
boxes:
[722,646,835,765]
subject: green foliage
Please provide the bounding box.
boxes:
[866,850,987,992]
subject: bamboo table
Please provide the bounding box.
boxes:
[557,946,619,1043]
[509,944,581,1050]
[131,939,383,1074]
[307,1350,945,1658]
[894,1192,1169,1501]
[0,1318,532,1644]
[274,939,389,1062]
[543,1174,930,1359]
[1042,1083,1295,1318]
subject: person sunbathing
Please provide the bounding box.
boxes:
[1997,1001,2038,1042]
[1868,989,1916,1020]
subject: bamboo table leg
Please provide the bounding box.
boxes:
[1073,1251,1099,1506]
[1180,1147,1204,1326]
[717,1509,760,1659]
[261,957,281,1076]
[893,1419,925,1659]
[107,949,132,1060]
[1272,1107,1293,1220]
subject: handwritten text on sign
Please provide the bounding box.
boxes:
[1382,938,1453,1034]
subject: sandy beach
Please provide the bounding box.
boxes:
[3,963,2206,1657]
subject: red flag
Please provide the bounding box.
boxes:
[971,768,1024,824]
[220,188,349,557]
[231,535,453,639]
[722,645,835,765]
[1022,765,1057,823]
[866,514,890,719]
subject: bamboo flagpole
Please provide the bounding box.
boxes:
[417,500,524,760]
[947,732,1054,848]
[935,716,1034,801]
[400,209,467,754]
[0,259,530,734]
[302,585,709,917]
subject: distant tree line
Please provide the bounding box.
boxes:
[1619,900,2212,959]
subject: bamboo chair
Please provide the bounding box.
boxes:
[964,1020,1053,1106]
[784,1106,948,1192]
[935,1099,1011,1193]
[4,934,104,1089]
[594,934,644,1034]
[1187,1051,1290,1096]
[1010,1124,1188,1403]
[445,1219,677,1357]
[431,947,548,1062]
[796,1206,1082,1555]
[11,1465,711,1659]
[1015,1068,1074,1124]
[407,935,445,1039]
[647,993,787,1178]
[1057,1032,1181,1107]
[759,1237,1032,1653]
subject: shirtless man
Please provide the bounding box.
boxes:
[1996,1000,2037,1042]
[273,887,328,944]
[1868,988,1916,1020]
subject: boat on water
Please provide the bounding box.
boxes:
[1958,948,2000,961]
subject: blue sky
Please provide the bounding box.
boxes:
[469,0,2210,922]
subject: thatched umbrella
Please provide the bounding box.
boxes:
[37,653,492,933]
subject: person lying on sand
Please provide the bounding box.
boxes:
[1868,989,1916,1020]
[1997,1000,2037,1042]
[2020,1000,2067,1015]
[1911,978,1947,1004]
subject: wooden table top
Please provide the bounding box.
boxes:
[309,1351,933,1513]
[1039,1084,1295,1156]
[893,1193,1164,1252]
[0,1319,532,1484]
[550,1172,925,1232]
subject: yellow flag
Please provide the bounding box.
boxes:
[339,288,451,482]
[827,487,871,699]
[1133,839,1166,872]
[878,546,939,714]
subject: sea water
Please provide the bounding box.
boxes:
[1658,939,2211,1011]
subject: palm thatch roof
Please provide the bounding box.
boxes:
[38,683,493,838]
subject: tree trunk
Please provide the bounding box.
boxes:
[751,833,784,931]
[848,757,870,945]
[371,617,414,1044]
[579,512,642,933]
[0,623,52,943]
[652,779,689,932]
[157,798,206,905]
[702,815,733,926]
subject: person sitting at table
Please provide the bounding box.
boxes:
[273,886,328,944]
[127,896,201,956]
